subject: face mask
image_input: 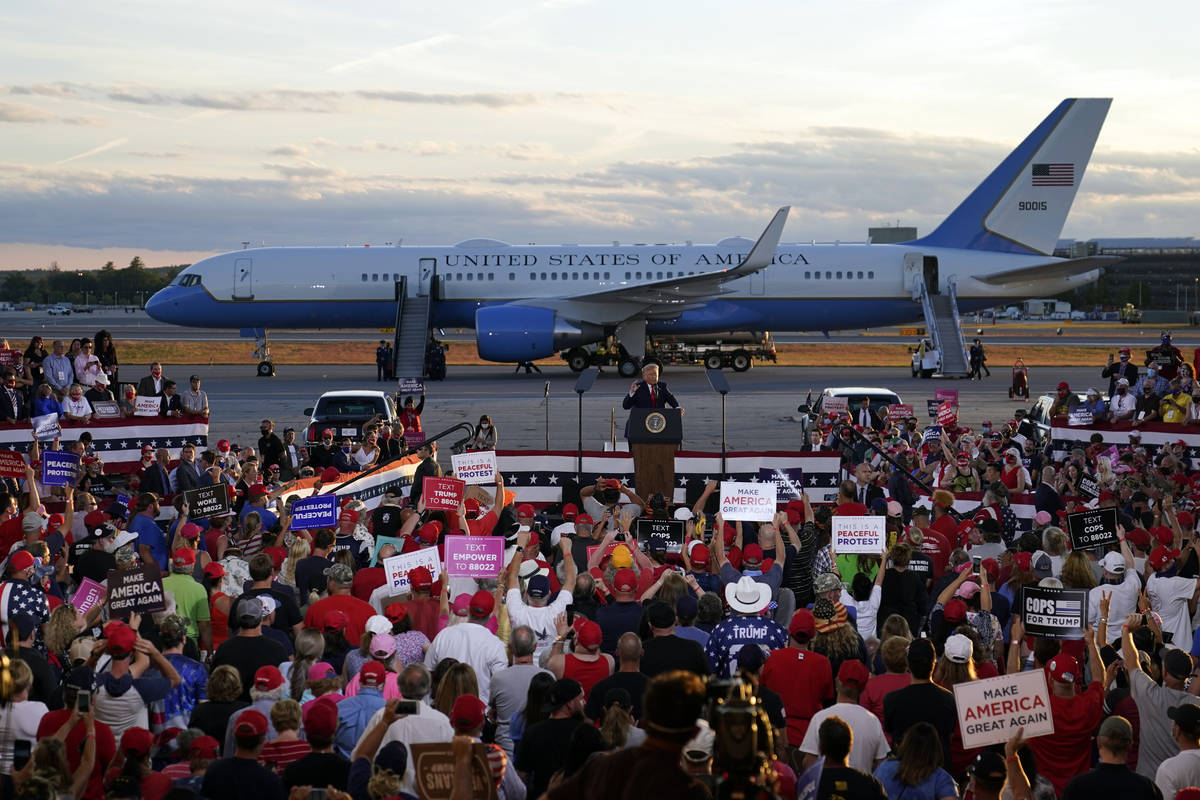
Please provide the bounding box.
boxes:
[480,423,489,430]
[1118,388,1126,394]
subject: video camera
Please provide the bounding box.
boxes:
[705,674,781,800]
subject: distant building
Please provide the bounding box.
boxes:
[1056,237,1200,309]
[868,226,918,244]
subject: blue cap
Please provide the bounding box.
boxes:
[11,613,37,639]
[736,644,765,671]
[105,502,129,520]
[526,575,551,599]
[676,594,699,621]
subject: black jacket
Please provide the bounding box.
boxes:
[409,456,442,507]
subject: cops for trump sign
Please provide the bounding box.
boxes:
[719,481,776,521]
[1022,586,1088,640]
[953,670,1054,749]
[832,516,885,554]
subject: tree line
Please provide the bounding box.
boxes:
[1,258,185,306]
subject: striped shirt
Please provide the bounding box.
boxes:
[259,739,311,775]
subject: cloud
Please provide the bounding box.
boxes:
[55,138,129,165]
[0,126,1196,254]
[0,102,55,123]
[269,144,310,157]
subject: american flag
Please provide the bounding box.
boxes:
[0,578,49,649]
[1049,422,1194,464]
[493,450,843,504]
[1032,162,1074,187]
[1056,599,1081,612]
[0,417,209,474]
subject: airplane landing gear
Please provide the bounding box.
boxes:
[242,327,275,376]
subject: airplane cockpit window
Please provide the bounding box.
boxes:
[177,274,203,287]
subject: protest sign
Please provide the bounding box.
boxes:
[886,404,914,422]
[921,425,942,446]
[397,377,424,394]
[833,515,886,554]
[0,349,20,370]
[1066,506,1119,550]
[32,412,60,440]
[183,484,231,520]
[107,563,166,616]
[935,389,959,407]
[757,467,804,501]
[383,548,442,594]
[288,493,339,530]
[409,743,497,800]
[1100,444,1120,465]
[1022,586,1088,640]
[1077,475,1099,500]
[796,758,823,800]
[452,450,497,485]
[405,430,426,446]
[953,669,1054,749]
[1068,408,1094,427]
[719,481,777,521]
[42,450,79,487]
[926,399,939,418]
[72,577,105,615]
[134,396,161,417]
[821,396,848,415]
[443,535,505,578]
[423,476,465,512]
[936,401,956,426]
[634,518,685,553]
[116,493,132,508]
[586,542,620,564]
[0,451,26,479]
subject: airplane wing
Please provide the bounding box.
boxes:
[507,206,790,324]
[975,255,1123,287]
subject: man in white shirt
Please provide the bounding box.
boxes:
[799,658,890,773]
[1156,703,1200,799]
[1146,543,1200,647]
[371,663,454,796]
[505,535,576,661]
[1108,377,1137,422]
[424,589,508,699]
[1088,535,1139,644]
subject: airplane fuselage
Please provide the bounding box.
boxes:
[146,240,1097,335]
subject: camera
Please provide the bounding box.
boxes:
[597,478,621,507]
[395,699,420,715]
[705,675,780,800]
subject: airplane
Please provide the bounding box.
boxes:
[146,98,1117,376]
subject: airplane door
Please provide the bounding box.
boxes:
[233,258,253,299]
[902,252,923,291]
[750,271,765,295]
[923,256,939,295]
[418,258,436,297]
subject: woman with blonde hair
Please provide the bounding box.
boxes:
[432,662,479,719]
[45,603,83,665]
[187,665,248,740]
[287,628,327,702]
[232,510,264,558]
[639,570,689,608]
[280,536,310,589]
[934,632,980,775]
[1060,550,1097,591]
[0,660,48,773]
[597,687,645,749]
[1040,527,1069,576]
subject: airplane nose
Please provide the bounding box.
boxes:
[144,287,175,322]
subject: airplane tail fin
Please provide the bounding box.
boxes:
[909,98,1110,256]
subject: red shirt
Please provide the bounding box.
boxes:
[0,515,22,555]
[860,672,911,732]
[38,710,116,800]
[563,653,611,701]
[1027,681,1104,796]
[303,594,375,642]
[760,647,833,745]
[405,596,441,641]
[351,566,386,602]
[920,526,953,576]
[466,510,497,537]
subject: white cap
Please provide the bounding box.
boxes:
[674,506,694,521]
[259,595,278,616]
[1101,551,1126,574]
[365,615,392,636]
[944,634,973,664]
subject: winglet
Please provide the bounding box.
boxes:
[730,206,790,276]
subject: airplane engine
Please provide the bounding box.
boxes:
[475,305,604,363]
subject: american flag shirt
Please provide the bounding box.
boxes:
[0,578,50,653]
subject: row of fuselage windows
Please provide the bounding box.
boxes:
[360,268,877,283]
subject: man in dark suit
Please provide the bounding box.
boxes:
[159,380,184,417]
[0,371,26,423]
[622,363,679,412]
[136,362,167,397]
[140,447,171,497]
[852,397,883,431]
[173,442,202,493]
[1034,465,1066,518]
[852,462,884,507]
[408,442,441,508]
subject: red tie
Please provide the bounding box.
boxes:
[650,387,657,408]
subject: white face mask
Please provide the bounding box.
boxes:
[480,423,490,430]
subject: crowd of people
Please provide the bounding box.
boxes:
[6,348,1200,800]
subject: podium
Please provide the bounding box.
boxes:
[627,408,681,502]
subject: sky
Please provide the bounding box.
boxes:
[2,0,1199,269]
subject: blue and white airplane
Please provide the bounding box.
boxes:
[147,98,1116,372]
